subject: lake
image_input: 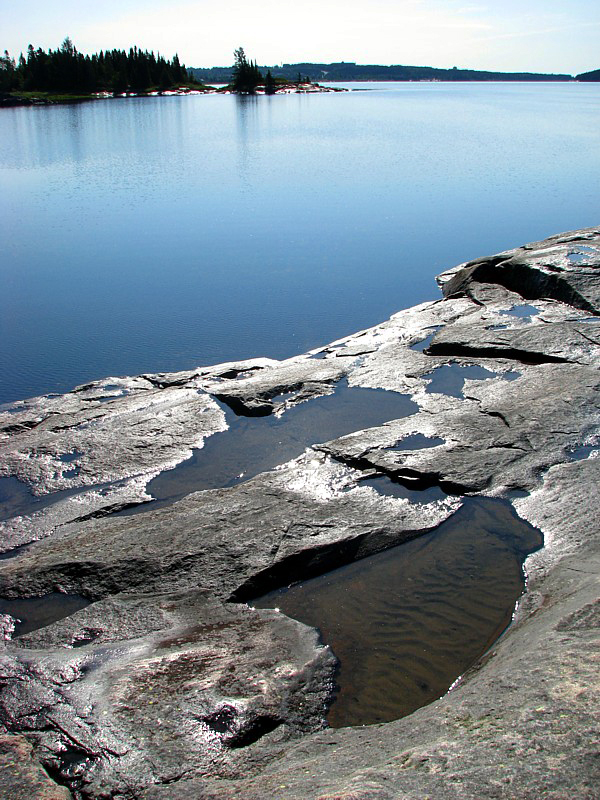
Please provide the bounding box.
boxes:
[1,81,599,405]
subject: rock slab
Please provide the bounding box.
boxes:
[0,226,598,798]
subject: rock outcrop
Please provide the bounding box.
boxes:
[0,227,598,798]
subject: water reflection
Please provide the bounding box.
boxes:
[137,381,418,510]
[235,94,260,193]
[2,84,599,404]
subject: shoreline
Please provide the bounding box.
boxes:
[0,82,345,108]
[0,226,598,798]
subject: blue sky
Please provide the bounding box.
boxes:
[1,0,598,73]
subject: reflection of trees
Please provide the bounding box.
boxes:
[235,93,259,189]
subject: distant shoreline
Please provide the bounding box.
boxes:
[3,42,596,109]
[191,61,596,86]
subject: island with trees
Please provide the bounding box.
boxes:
[0,41,340,106]
[0,38,209,105]
[228,47,341,94]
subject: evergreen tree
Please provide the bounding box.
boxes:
[231,47,262,93]
[264,69,276,95]
[1,39,197,95]
[0,50,15,91]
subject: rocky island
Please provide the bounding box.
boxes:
[0,227,598,799]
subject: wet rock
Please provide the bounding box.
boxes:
[319,362,599,495]
[427,317,599,364]
[142,458,600,800]
[0,454,458,601]
[438,225,600,313]
[0,472,156,554]
[0,382,227,496]
[208,360,351,416]
[0,734,71,799]
[0,591,336,797]
[0,226,598,798]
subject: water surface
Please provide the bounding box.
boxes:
[0,594,91,637]
[139,381,417,509]
[256,496,542,727]
[1,82,599,404]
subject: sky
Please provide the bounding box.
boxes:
[1,0,599,75]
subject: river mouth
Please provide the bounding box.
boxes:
[254,496,542,728]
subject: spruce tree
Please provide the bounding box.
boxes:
[3,39,193,95]
[0,50,16,91]
[231,47,262,93]
[265,69,276,95]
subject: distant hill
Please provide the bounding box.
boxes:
[190,61,573,84]
[576,68,600,81]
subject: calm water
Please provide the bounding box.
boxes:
[256,496,543,727]
[142,380,418,509]
[1,82,599,405]
[0,593,91,637]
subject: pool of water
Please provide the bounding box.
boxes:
[0,593,91,637]
[359,473,447,505]
[410,328,442,352]
[138,381,418,509]
[424,364,515,399]
[567,246,597,264]
[0,473,135,525]
[0,475,91,522]
[567,442,599,461]
[500,304,541,318]
[255,496,542,727]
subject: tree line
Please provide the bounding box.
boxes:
[0,38,194,95]
[192,60,576,85]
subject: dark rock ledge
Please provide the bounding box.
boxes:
[0,227,599,799]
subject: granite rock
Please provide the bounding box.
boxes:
[0,227,598,799]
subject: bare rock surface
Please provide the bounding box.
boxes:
[0,733,71,799]
[438,225,600,313]
[319,362,599,495]
[0,455,460,601]
[143,463,600,800]
[0,226,598,799]
[1,591,336,797]
[427,316,599,364]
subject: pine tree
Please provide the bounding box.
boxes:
[264,69,276,95]
[3,39,193,95]
[231,47,262,93]
[0,50,16,91]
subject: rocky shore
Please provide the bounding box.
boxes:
[0,227,598,799]
[0,82,343,107]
